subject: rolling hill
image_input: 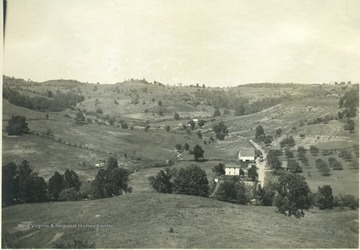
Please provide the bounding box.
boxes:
[2,76,359,248]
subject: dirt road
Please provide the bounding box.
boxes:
[249,140,267,187]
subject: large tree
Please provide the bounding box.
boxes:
[91,159,132,199]
[2,162,18,206]
[316,185,334,210]
[48,171,65,201]
[4,160,48,204]
[64,169,81,192]
[255,125,265,141]
[274,173,312,218]
[193,144,205,161]
[213,121,228,140]
[173,165,209,197]
[106,156,119,170]
[148,168,177,193]
[247,165,258,181]
[6,115,30,135]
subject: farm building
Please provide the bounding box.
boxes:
[95,161,105,168]
[238,148,255,162]
[225,163,241,176]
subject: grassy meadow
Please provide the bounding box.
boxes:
[2,193,358,249]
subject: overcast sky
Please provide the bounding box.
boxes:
[4,0,360,86]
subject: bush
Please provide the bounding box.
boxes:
[148,168,177,193]
[309,146,319,156]
[316,185,334,209]
[328,157,343,170]
[335,194,359,209]
[256,183,276,206]
[280,136,296,148]
[119,122,128,129]
[58,188,80,201]
[212,163,225,176]
[215,178,251,205]
[174,112,180,120]
[287,159,302,173]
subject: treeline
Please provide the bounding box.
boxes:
[149,165,358,218]
[3,87,84,112]
[2,160,82,206]
[2,157,132,207]
[195,88,291,115]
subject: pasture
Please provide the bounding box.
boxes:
[2,193,358,248]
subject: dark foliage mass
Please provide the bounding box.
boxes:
[3,85,84,112]
[316,185,334,210]
[148,168,177,193]
[173,165,209,197]
[215,178,251,205]
[213,121,228,140]
[91,157,132,199]
[2,161,48,206]
[274,173,312,218]
[193,144,205,161]
[6,115,30,135]
[150,165,209,198]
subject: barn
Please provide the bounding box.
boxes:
[238,148,255,162]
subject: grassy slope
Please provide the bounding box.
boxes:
[2,193,358,249]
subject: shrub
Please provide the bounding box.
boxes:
[58,188,80,201]
[328,157,343,170]
[316,185,334,209]
[215,178,251,205]
[149,168,177,193]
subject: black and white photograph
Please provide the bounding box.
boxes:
[2,0,359,248]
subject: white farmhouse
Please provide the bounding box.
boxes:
[225,163,241,176]
[238,148,255,162]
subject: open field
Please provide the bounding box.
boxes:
[2,193,358,249]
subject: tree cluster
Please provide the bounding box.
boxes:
[91,157,132,198]
[213,121,228,140]
[215,177,252,205]
[149,165,210,197]
[6,115,30,135]
[48,169,81,201]
[3,87,84,112]
[3,161,48,206]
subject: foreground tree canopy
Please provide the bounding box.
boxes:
[150,165,210,198]
[275,173,312,218]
